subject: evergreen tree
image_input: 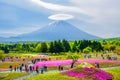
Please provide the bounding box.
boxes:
[71,41,78,52]
[36,42,48,53]
[49,42,54,53]
[53,40,65,53]
[62,39,71,52]
[40,42,48,53]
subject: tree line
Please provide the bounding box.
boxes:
[0,39,105,54]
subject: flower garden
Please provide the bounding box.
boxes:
[61,62,113,80]
[25,61,120,80]
[33,59,120,67]
[0,54,120,80]
[24,59,120,80]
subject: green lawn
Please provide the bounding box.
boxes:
[0,62,28,68]
[105,67,120,80]
[25,72,92,80]
[0,72,29,80]
[25,67,120,80]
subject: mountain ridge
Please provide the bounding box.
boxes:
[0,20,100,42]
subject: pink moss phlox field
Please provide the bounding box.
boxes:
[93,70,113,80]
[61,67,113,80]
[33,59,120,67]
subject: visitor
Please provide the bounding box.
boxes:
[25,64,28,72]
[58,65,61,71]
[41,66,44,74]
[14,65,17,71]
[19,65,23,72]
[32,66,35,72]
[23,59,25,61]
[9,65,13,72]
[2,58,5,62]
[29,66,33,72]
[107,55,112,60]
[44,65,47,72]
[61,66,63,71]
[36,66,39,74]
[21,63,24,67]
[95,62,100,68]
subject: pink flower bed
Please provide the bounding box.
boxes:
[34,60,72,67]
[61,67,113,80]
[33,59,120,67]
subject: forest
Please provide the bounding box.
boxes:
[0,38,120,55]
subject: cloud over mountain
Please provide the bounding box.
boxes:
[48,14,74,20]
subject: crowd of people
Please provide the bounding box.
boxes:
[9,62,64,74]
[9,63,48,74]
[83,53,118,60]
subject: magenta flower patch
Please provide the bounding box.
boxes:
[61,66,113,80]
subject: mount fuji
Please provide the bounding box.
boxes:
[1,20,99,42]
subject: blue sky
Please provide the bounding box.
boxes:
[0,0,120,38]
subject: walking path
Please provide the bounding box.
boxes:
[13,62,59,80]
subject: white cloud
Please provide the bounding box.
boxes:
[0,0,49,14]
[69,0,120,38]
[48,14,74,20]
[70,0,120,23]
[30,0,86,14]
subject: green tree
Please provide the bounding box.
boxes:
[0,45,9,53]
[40,42,48,53]
[67,53,80,68]
[91,41,103,52]
[49,42,54,53]
[71,41,78,52]
[0,50,5,60]
[78,40,91,52]
[14,44,22,52]
[53,40,64,54]
[62,39,71,52]
[109,45,116,52]
[83,47,92,54]
[36,42,48,53]
[22,43,30,52]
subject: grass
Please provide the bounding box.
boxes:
[47,65,69,70]
[25,68,120,80]
[25,72,92,80]
[0,62,28,68]
[74,62,120,69]
[99,62,120,68]
[105,67,120,80]
[0,72,29,80]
